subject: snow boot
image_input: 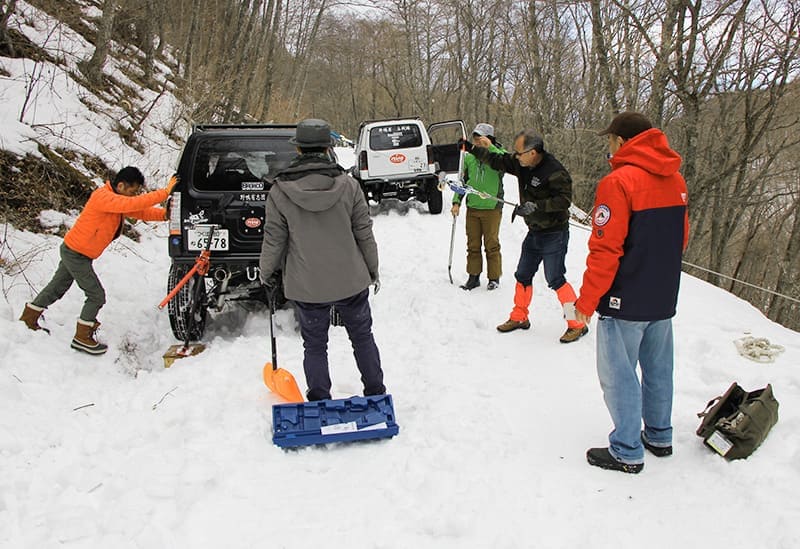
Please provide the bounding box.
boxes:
[71,319,108,355]
[487,279,500,291]
[20,303,49,333]
[555,282,587,341]
[460,274,480,290]
[496,318,530,332]
[497,282,533,332]
[559,325,589,343]
[641,432,673,457]
[586,447,643,474]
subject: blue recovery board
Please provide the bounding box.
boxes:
[272,394,399,448]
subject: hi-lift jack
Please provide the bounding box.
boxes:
[157,225,217,367]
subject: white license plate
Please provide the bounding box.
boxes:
[187,228,229,251]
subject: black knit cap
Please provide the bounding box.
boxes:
[598,112,653,139]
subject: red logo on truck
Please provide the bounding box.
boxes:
[390,153,406,164]
[245,217,262,228]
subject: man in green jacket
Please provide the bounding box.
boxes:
[451,123,506,291]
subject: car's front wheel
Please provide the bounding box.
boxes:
[167,264,208,341]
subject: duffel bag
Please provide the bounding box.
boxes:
[696,382,779,460]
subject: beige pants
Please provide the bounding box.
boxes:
[465,207,502,280]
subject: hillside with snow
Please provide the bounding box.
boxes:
[2,2,800,548]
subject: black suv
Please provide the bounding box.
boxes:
[166,124,322,341]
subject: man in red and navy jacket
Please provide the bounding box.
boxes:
[575,112,689,474]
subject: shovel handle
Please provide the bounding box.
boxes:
[268,290,278,370]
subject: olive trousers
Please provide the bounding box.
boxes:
[465,207,502,280]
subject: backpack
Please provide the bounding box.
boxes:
[696,382,779,460]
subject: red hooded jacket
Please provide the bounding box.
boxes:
[576,128,689,321]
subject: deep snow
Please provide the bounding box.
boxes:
[2,2,800,548]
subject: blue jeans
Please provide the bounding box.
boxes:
[514,229,568,289]
[596,316,674,463]
[294,289,384,401]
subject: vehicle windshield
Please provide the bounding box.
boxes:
[192,137,297,191]
[368,124,422,151]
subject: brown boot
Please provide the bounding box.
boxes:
[19,303,50,333]
[560,325,589,343]
[496,318,531,333]
[71,319,108,355]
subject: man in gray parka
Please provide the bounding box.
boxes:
[259,118,385,401]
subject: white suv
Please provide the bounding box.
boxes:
[352,118,464,214]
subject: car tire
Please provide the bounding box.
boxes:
[167,263,208,341]
[427,182,443,214]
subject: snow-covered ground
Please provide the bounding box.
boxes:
[3,148,800,547]
[2,2,800,548]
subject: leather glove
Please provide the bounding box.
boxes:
[165,174,179,194]
[457,138,473,153]
[372,277,381,295]
[511,201,536,223]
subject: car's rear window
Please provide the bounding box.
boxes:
[191,137,297,191]
[368,124,423,151]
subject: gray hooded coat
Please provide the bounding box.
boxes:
[259,155,378,303]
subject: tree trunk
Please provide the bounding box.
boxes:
[81,0,119,86]
[261,0,282,118]
[590,0,619,114]
[0,0,18,57]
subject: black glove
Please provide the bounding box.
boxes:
[512,201,537,222]
[458,138,473,153]
[262,272,281,300]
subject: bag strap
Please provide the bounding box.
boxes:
[697,382,742,419]
[697,395,723,419]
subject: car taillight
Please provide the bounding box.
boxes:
[358,150,369,179]
[169,192,181,235]
[427,145,436,170]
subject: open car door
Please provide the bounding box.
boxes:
[427,120,466,179]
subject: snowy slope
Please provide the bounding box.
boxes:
[2,3,800,548]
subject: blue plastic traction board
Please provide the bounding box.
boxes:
[272,394,399,448]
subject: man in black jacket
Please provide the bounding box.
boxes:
[463,129,587,343]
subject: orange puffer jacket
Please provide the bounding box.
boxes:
[64,182,168,259]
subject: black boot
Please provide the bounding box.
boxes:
[460,275,480,290]
[586,447,643,474]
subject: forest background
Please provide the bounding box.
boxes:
[0,0,798,330]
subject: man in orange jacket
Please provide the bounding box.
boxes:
[19,167,176,355]
[575,112,689,473]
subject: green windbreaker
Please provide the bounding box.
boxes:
[453,143,506,209]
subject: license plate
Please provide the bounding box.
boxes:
[187,228,229,251]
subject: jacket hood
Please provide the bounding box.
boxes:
[610,128,682,177]
[274,156,347,212]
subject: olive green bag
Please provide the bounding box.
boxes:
[696,382,779,460]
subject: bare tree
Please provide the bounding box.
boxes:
[80,0,120,86]
[0,0,17,56]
